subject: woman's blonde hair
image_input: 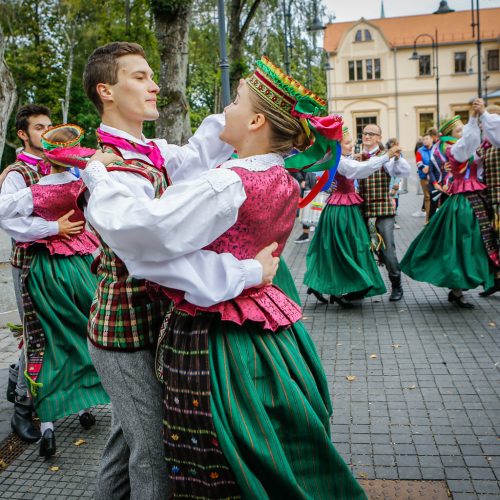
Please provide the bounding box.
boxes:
[248,89,311,154]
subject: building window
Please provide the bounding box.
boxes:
[348,59,381,81]
[356,60,363,80]
[366,59,373,79]
[419,55,431,76]
[454,52,466,73]
[354,29,372,42]
[454,109,470,123]
[419,112,435,135]
[355,116,378,143]
[487,49,499,71]
[348,61,355,81]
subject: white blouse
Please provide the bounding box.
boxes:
[0,154,59,242]
[81,130,286,307]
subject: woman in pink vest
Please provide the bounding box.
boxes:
[0,125,109,458]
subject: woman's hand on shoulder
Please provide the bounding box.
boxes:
[88,151,122,167]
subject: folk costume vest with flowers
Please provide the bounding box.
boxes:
[8,160,45,268]
[327,171,363,206]
[20,180,99,256]
[445,144,486,195]
[85,145,169,351]
[358,150,394,217]
[162,155,302,332]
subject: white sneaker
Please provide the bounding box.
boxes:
[411,211,426,217]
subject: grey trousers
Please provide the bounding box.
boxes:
[11,265,28,399]
[88,342,168,500]
[376,216,401,280]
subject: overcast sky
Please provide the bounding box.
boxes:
[323,0,500,23]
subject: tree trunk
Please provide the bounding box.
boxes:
[0,26,17,163]
[151,0,193,144]
[62,27,75,123]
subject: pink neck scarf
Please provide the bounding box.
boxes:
[96,128,165,170]
[17,152,51,176]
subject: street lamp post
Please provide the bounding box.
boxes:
[306,0,325,88]
[468,53,489,103]
[471,0,482,97]
[409,29,440,128]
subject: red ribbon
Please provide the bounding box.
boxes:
[298,170,330,209]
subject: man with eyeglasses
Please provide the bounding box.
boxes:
[358,124,410,301]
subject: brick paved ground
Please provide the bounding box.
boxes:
[0,176,499,499]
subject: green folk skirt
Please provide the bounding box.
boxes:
[209,319,366,499]
[25,249,109,421]
[400,194,494,290]
[304,204,386,297]
[161,310,366,499]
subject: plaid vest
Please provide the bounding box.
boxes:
[358,151,394,218]
[483,146,500,205]
[8,161,43,268]
[85,153,170,351]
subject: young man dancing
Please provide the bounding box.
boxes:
[81,42,277,500]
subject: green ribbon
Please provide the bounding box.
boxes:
[284,125,340,173]
[293,95,324,117]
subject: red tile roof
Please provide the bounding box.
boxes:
[324,8,500,52]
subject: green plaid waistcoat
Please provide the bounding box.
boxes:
[358,152,394,218]
[86,155,170,351]
[8,161,43,268]
[483,146,500,205]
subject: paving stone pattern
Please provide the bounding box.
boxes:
[0,175,499,499]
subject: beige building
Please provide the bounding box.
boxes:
[323,6,500,151]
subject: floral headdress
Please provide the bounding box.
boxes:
[439,115,462,137]
[247,56,343,205]
[41,124,95,169]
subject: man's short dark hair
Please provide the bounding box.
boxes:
[83,42,147,115]
[15,104,51,134]
[426,127,438,137]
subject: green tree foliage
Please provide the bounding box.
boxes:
[0,0,158,166]
[1,0,329,165]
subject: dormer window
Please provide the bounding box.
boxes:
[354,29,372,42]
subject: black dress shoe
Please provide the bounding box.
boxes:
[307,287,328,304]
[79,412,96,430]
[479,280,500,297]
[448,291,474,309]
[389,286,403,302]
[11,401,41,442]
[39,429,56,458]
[330,295,356,309]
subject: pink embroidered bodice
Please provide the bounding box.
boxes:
[162,164,302,331]
[445,145,486,195]
[327,172,363,206]
[21,180,99,256]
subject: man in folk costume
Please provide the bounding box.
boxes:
[357,123,411,301]
[474,98,500,296]
[0,105,83,442]
[80,42,278,500]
